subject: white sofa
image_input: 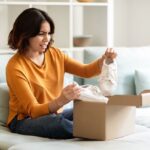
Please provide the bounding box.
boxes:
[1,47,150,150]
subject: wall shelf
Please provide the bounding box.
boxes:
[0,0,113,49]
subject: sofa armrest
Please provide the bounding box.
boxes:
[0,83,9,125]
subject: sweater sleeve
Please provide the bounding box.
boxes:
[63,53,104,78]
[6,65,49,119]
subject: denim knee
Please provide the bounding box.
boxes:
[8,113,73,139]
[48,114,73,139]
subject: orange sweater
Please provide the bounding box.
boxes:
[6,47,103,125]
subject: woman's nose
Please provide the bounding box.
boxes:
[43,34,50,42]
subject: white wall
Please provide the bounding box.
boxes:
[114,0,150,47]
[128,0,150,46]
[0,6,8,48]
[114,0,129,46]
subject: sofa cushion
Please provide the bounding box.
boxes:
[0,125,50,150]
[83,48,101,86]
[134,69,150,95]
[7,125,150,150]
[0,52,14,83]
[0,83,9,125]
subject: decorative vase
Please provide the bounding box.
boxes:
[73,35,93,47]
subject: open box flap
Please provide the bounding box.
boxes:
[108,94,150,107]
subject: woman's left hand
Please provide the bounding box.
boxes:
[103,48,117,61]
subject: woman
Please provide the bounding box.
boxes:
[6,8,117,139]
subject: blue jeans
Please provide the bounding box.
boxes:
[9,108,73,139]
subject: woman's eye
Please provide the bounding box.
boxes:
[38,32,51,36]
[38,33,44,36]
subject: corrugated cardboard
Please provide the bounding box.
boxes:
[108,95,150,107]
[73,95,150,140]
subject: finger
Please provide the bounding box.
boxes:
[65,83,77,91]
[112,52,117,58]
[110,48,114,53]
[71,86,81,97]
[107,48,113,52]
[105,48,112,56]
[105,48,110,54]
[65,86,80,97]
[108,49,116,57]
[72,90,81,100]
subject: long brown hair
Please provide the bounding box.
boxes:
[8,8,55,54]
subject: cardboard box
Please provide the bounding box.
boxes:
[73,95,150,140]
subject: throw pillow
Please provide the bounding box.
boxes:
[134,69,150,95]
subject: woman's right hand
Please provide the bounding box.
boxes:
[49,83,81,113]
[61,83,81,103]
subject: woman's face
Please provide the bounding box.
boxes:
[28,21,51,54]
